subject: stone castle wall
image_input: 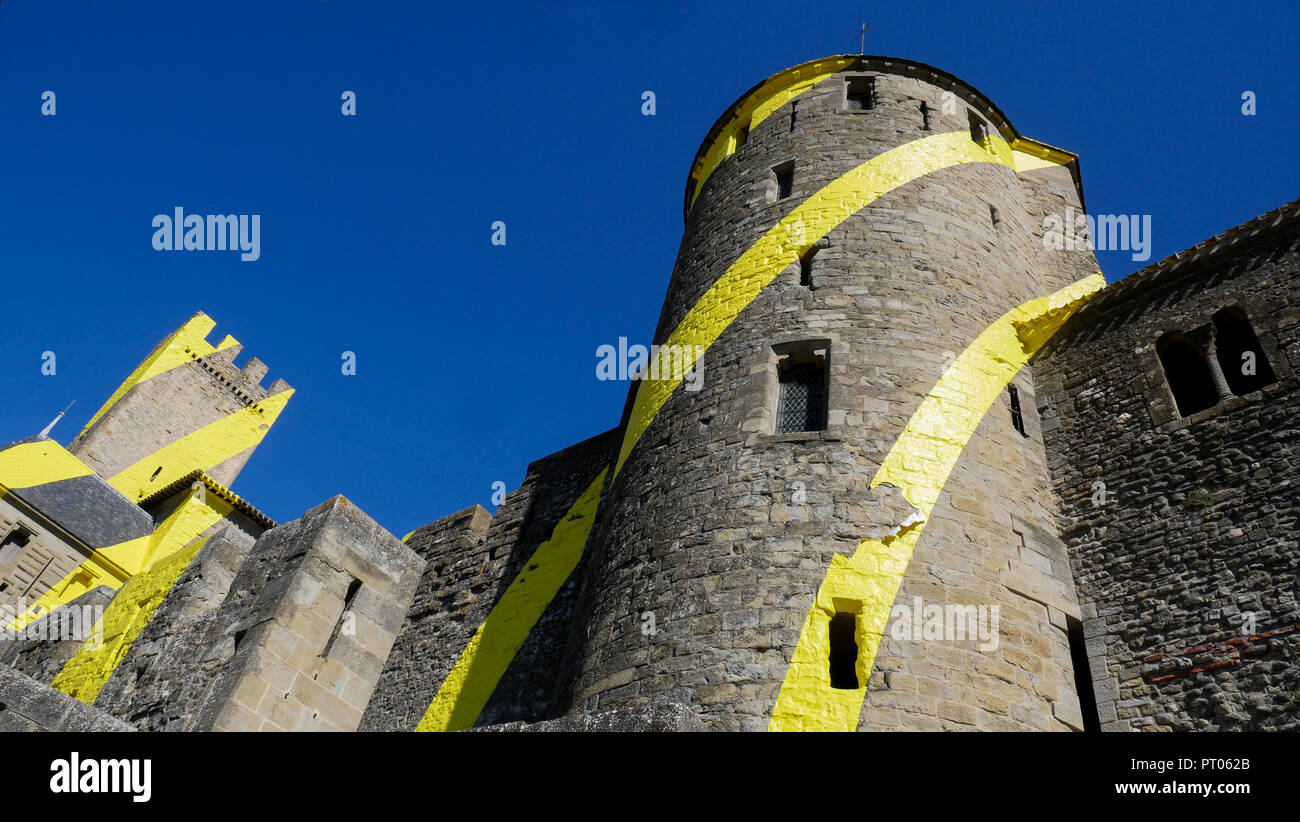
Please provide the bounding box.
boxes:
[1035,219,1300,731]
[360,428,618,730]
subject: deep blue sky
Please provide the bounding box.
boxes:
[2,1,1296,537]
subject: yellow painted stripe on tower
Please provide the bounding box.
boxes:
[416,128,1076,726]
[618,130,1020,477]
[108,388,293,501]
[0,440,95,491]
[688,57,858,210]
[767,273,1104,732]
[80,313,240,437]
[416,468,608,732]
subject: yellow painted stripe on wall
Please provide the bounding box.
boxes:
[1,551,131,633]
[768,273,1105,732]
[79,313,239,437]
[50,492,233,703]
[618,130,1020,477]
[416,468,608,732]
[688,57,857,211]
[3,486,232,634]
[52,537,213,704]
[0,440,95,491]
[108,388,293,501]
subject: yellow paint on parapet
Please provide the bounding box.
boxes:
[688,57,857,211]
[0,440,95,491]
[79,312,239,437]
[416,468,608,732]
[109,388,293,501]
[618,130,1022,477]
[51,534,212,704]
[768,273,1104,732]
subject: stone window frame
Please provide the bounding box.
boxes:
[767,159,796,204]
[749,336,844,443]
[841,74,877,113]
[1142,304,1291,430]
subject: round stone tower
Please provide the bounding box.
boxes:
[562,56,1103,731]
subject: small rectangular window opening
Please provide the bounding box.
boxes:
[846,77,875,111]
[920,100,930,131]
[1066,616,1101,732]
[735,124,749,150]
[829,612,859,689]
[789,100,798,132]
[989,205,1000,227]
[773,162,794,201]
[1008,385,1028,437]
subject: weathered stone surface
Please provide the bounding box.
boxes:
[1,586,115,683]
[0,665,134,732]
[468,703,706,733]
[1036,211,1300,731]
[360,428,619,731]
[91,527,255,730]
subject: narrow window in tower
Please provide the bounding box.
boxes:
[772,161,794,201]
[735,124,749,151]
[919,100,930,131]
[789,100,798,132]
[1212,307,1277,396]
[799,247,816,287]
[989,205,1000,227]
[776,358,826,433]
[1156,332,1219,417]
[1065,616,1101,732]
[1008,385,1028,437]
[322,577,363,658]
[829,612,859,689]
[846,77,875,111]
[968,110,990,146]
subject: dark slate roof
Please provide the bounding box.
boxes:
[5,453,155,551]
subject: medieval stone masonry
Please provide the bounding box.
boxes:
[1,55,1296,732]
